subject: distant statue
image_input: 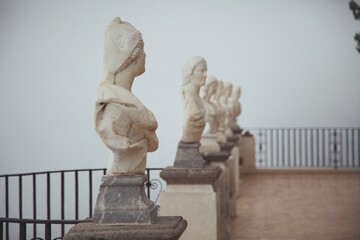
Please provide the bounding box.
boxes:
[95,17,158,175]
[229,86,242,130]
[199,76,221,154]
[213,80,227,143]
[180,56,208,143]
[201,76,218,134]
[223,82,233,137]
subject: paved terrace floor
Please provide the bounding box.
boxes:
[230,171,360,240]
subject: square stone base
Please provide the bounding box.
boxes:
[160,185,218,240]
[63,217,187,240]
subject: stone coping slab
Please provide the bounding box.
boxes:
[227,135,239,143]
[202,151,231,162]
[63,216,187,240]
[160,166,221,185]
[220,142,236,152]
[231,127,243,134]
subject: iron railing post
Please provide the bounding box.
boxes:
[46,172,51,220]
[146,168,151,199]
[19,222,26,240]
[45,223,51,240]
[19,176,23,219]
[0,221,3,240]
[89,170,93,217]
[75,170,79,220]
[61,171,65,236]
[32,174,37,238]
[5,176,9,240]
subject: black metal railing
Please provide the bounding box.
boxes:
[0,168,163,240]
[248,128,360,169]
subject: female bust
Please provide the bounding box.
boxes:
[95,17,158,175]
[229,86,242,129]
[181,56,208,143]
[212,80,227,143]
[213,81,225,130]
[201,76,218,134]
[223,82,233,136]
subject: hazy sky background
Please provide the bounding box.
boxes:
[1,0,359,174]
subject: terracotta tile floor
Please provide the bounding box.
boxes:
[230,172,360,240]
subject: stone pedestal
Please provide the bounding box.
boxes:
[159,166,221,240]
[220,140,238,218]
[239,132,256,175]
[174,142,205,168]
[227,135,241,196]
[202,152,231,240]
[231,126,243,135]
[93,174,157,224]
[63,173,188,240]
[220,141,235,153]
[63,216,187,240]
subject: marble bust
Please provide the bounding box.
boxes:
[180,56,208,143]
[213,80,227,143]
[95,17,159,175]
[229,86,242,130]
[199,76,221,154]
[223,82,234,137]
[201,76,218,134]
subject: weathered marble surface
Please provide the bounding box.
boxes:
[200,76,221,154]
[202,76,218,135]
[213,81,227,144]
[229,86,242,130]
[93,174,157,224]
[200,134,221,154]
[223,82,234,137]
[180,56,208,143]
[63,216,187,240]
[95,17,158,175]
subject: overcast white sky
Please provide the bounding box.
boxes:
[0,0,359,174]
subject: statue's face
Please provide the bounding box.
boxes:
[133,48,146,76]
[191,63,207,87]
[209,82,218,96]
[216,82,222,93]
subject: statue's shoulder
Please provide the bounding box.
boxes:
[96,84,140,108]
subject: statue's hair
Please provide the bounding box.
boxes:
[202,75,218,98]
[224,82,233,97]
[102,17,144,84]
[232,86,241,99]
[182,56,207,85]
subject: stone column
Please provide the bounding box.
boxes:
[159,166,221,240]
[202,151,231,240]
[239,131,256,175]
